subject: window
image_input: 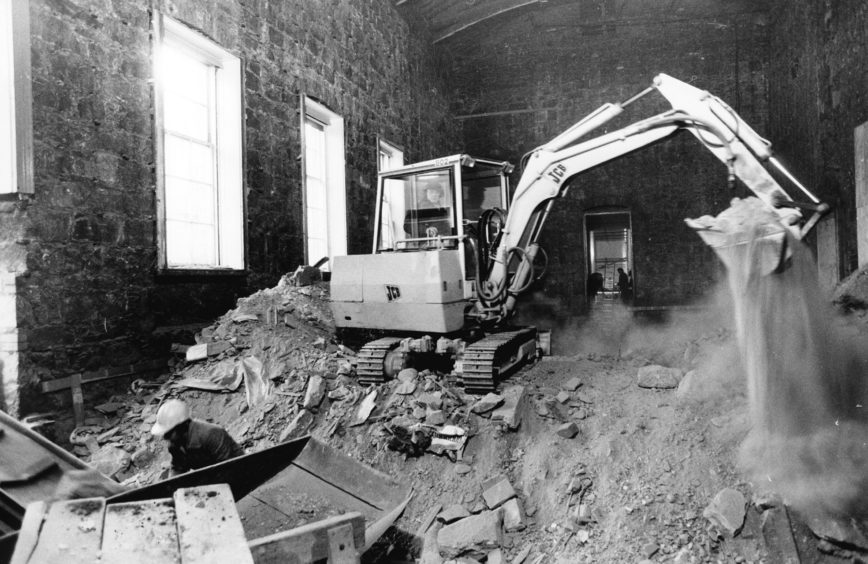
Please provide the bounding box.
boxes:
[0,0,33,194]
[377,138,404,172]
[153,15,243,270]
[302,97,346,267]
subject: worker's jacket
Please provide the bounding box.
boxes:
[168,419,244,474]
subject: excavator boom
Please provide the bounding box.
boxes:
[476,73,826,324]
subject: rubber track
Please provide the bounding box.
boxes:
[356,337,403,386]
[460,327,537,393]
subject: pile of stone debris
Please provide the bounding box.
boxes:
[68,267,528,489]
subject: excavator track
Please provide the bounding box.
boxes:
[459,327,538,393]
[356,337,404,386]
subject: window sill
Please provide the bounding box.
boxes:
[156,267,248,279]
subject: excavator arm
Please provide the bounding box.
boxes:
[474,73,827,324]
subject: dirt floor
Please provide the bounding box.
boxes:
[42,271,868,563]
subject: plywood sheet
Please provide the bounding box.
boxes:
[173,484,253,564]
[26,498,105,564]
[102,498,180,563]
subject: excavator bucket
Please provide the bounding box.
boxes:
[685,197,792,276]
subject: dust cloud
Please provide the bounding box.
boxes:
[693,198,868,518]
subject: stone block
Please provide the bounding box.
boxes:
[437,510,503,559]
[302,374,326,410]
[502,498,526,532]
[482,476,516,509]
[703,488,746,537]
[490,385,526,430]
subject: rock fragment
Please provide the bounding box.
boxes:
[556,421,579,439]
[703,488,746,537]
[471,393,504,415]
[438,504,471,524]
[437,510,503,559]
[302,374,326,410]
[490,385,526,430]
[562,377,582,391]
[637,365,684,389]
[502,498,526,532]
[482,476,516,509]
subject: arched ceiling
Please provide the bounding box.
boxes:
[395,0,769,44]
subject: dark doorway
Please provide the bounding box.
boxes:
[585,210,632,304]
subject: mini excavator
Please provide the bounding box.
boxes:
[330,74,829,392]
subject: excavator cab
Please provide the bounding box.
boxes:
[331,155,513,335]
[374,155,513,282]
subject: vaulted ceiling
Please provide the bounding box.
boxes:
[395,0,769,45]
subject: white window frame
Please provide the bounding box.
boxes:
[377,137,404,172]
[0,0,33,195]
[153,14,244,271]
[301,96,347,267]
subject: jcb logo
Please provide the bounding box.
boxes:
[547,163,566,184]
[385,285,401,301]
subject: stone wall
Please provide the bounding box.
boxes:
[768,0,868,278]
[445,2,772,310]
[5,0,458,414]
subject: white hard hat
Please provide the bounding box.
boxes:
[150,399,191,437]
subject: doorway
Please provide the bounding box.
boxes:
[585,210,632,303]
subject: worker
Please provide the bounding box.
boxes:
[150,399,244,476]
[420,182,447,209]
[617,267,630,301]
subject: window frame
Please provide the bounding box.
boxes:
[377,137,404,173]
[300,95,347,268]
[0,0,33,195]
[153,13,246,275]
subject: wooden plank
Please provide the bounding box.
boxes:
[27,498,105,564]
[41,359,168,393]
[173,484,254,564]
[71,374,84,427]
[247,512,365,564]
[102,498,180,564]
[9,501,46,564]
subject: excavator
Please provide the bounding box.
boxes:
[330,73,829,392]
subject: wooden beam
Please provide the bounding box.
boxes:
[40,359,167,393]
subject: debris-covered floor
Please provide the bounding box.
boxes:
[39,269,868,563]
